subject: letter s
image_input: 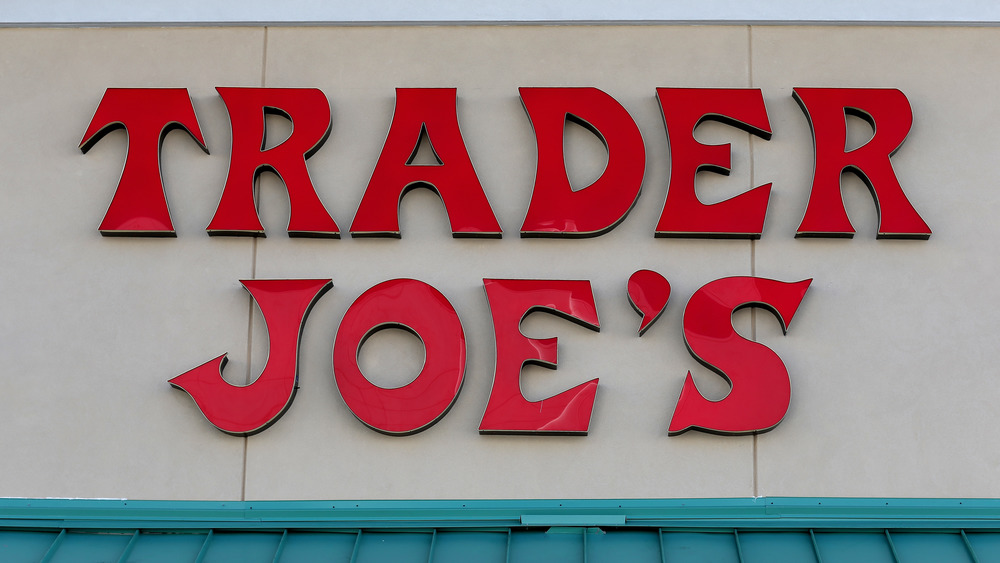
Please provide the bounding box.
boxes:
[669,276,811,435]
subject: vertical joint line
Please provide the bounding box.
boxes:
[242,238,256,501]
[747,22,755,205]
[885,530,901,563]
[749,84,757,499]
[116,530,140,563]
[748,25,759,506]
[748,23,758,348]
[349,530,363,563]
[809,529,823,563]
[244,22,265,502]
[428,529,438,563]
[195,530,214,563]
[246,241,257,386]
[262,26,268,87]
[251,238,259,280]
[272,530,289,563]
[40,529,66,563]
[249,21,264,381]
[962,530,981,563]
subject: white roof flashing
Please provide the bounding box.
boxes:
[3,0,999,26]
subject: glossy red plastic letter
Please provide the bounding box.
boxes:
[627,269,671,336]
[793,88,931,239]
[519,88,645,237]
[80,88,207,236]
[169,278,332,436]
[655,88,772,238]
[479,279,601,434]
[333,279,466,435]
[669,276,811,436]
[208,88,339,237]
[350,88,502,237]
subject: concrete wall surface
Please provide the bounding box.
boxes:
[0,25,994,500]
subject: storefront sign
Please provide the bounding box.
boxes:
[81,87,931,239]
[81,86,929,438]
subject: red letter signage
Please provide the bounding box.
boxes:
[627,269,671,336]
[81,88,207,236]
[655,88,772,238]
[519,88,645,237]
[350,88,502,237]
[207,88,339,237]
[479,279,601,434]
[669,276,811,435]
[333,279,467,435]
[169,278,332,436]
[104,83,915,440]
[793,87,931,239]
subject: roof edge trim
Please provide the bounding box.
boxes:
[1,498,999,531]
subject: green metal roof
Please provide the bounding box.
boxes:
[2,498,999,562]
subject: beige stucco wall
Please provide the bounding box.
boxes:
[0,25,993,500]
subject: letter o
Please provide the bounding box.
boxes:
[333,278,466,435]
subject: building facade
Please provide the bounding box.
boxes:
[2,3,999,561]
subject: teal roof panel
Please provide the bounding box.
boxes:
[356,531,432,563]
[49,531,133,563]
[278,531,358,563]
[891,532,976,563]
[202,531,283,563]
[2,498,999,563]
[587,529,661,563]
[813,532,896,563]
[966,532,1000,561]
[508,529,583,563]
[739,531,817,563]
[123,531,206,563]
[659,531,740,563]
[431,531,508,563]
[0,531,58,563]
